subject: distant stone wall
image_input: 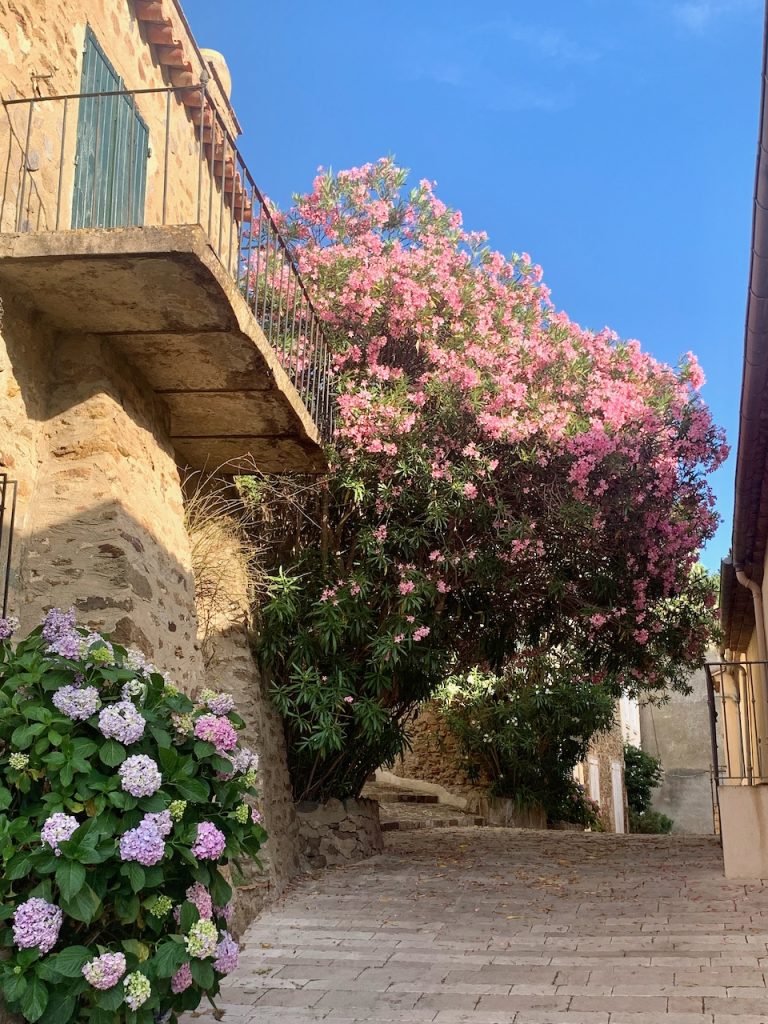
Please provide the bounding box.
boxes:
[392,700,628,832]
[639,661,717,834]
[296,798,383,871]
[390,702,487,795]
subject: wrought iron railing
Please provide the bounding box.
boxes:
[705,660,768,786]
[1,78,334,440]
[0,474,17,620]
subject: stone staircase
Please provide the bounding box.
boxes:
[362,780,486,832]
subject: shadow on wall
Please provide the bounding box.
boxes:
[9,500,301,936]
[2,301,304,930]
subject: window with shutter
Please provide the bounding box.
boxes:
[72,27,149,229]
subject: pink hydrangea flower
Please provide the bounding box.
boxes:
[191,822,226,860]
[13,898,62,954]
[171,963,193,994]
[194,714,238,753]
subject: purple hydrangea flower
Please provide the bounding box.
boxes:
[230,747,259,775]
[121,678,147,703]
[0,616,19,641]
[186,882,213,920]
[119,819,166,866]
[191,822,226,860]
[171,962,193,994]
[12,898,62,954]
[40,812,79,856]
[194,714,238,754]
[42,607,81,659]
[52,685,101,721]
[83,952,127,990]
[119,755,162,797]
[124,647,164,679]
[207,693,235,716]
[144,810,172,838]
[213,902,234,922]
[213,932,239,975]
[98,701,145,745]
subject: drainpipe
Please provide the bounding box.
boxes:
[735,566,768,780]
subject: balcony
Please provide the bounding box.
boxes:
[0,81,332,472]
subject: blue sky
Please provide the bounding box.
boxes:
[184,0,764,572]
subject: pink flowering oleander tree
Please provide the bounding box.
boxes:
[0,611,264,1024]
[248,159,726,803]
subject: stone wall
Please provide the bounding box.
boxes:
[390,702,487,796]
[639,661,717,834]
[295,798,383,872]
[188,510,301,930]
[13,332,204,687]
[0,291,48,582]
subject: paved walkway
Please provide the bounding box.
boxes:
[191,828,768,1024]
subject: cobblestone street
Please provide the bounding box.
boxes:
[184,827,768,1024]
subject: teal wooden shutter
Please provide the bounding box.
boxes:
[72,27,149,228]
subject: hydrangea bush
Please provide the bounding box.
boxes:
[0,611,265,1024]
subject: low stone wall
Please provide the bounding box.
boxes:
[295,797,383,871]
[484,797,547,829]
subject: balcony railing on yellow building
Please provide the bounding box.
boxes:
[0,473,17,621]
[705,660,768,787]
[1,78,334,441]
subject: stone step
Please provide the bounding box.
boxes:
[381,816,486,832]
[391,793,439,804]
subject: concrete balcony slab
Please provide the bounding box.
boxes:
[0,224,326,473]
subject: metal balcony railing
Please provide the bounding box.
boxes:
[705,660,768,787]
[1,77,334,441]
[0,473,17,620]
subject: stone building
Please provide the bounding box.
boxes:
[0,0,331,920]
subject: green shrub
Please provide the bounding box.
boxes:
[629,809,673,834]
[548,778,603,829]
[624,744,663,814]
[436,657,616,822]
[0,611,265,1024]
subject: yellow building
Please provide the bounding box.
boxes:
[717,14,768,877]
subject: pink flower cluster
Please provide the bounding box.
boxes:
[191,821,226,860]
[12,897,62,954]
[82,952,127,990]
[271,158,726,675]
[194,714,238,753]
